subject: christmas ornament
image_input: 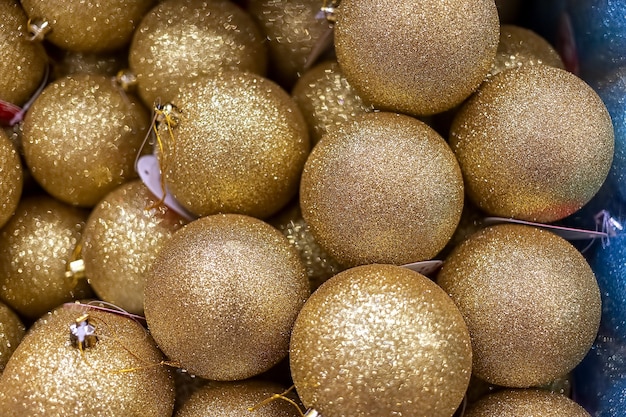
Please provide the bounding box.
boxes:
[464,389,591,417]
[22,73,150,207]
[0,303,175,416]
[0,301,25,372]
[291,60,372,145]
[144,214,310,381]
[437,224,601,388]
[450,65,614,222]
[21,0,154,53]
[81,180,186,315]
[129,0,267,107]
[0,196,92,319]
[334,0,499,116]
[0,129,22,229]
[290,264,472,417]
[300,112,463,267]
[156,71,310,219]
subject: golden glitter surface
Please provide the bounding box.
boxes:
[0,301,25,372]
[129,0,267,107]
[290,264,472,417]
[292,60,373,145]
[0,304,175,417]
[0,129,23,229]
[81,180,187,315]
[464,389,591,417]
[300,112,464,267]
[334,0,499,116]
[437,224,601,388]
[144,214,310,381]
[0,196,92,320]
[161,71,310,219]
[0,0,47,105]
[22,73,150,207]
[450,65,614,222]
[21,0,154,52]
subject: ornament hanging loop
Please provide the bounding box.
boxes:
[27,18,52,42]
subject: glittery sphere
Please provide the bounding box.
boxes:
[0,0,47,106]
[21,0,154,53]
[292,60,373,145]
[82,180,186,315]
[0,196,93,319]
[0,304,175,416]
[0,301,25,372]
[450,65,614,222]
[300,112,464,267]
[437,224,601,388]
[464,389,591,417]
[129,0,267,107]
[175,380,301,417]
[0,129,22,229]
[290,264,472,417]
[144,214,310,381]
[334,0,499,116]
[22,73,150,207]
[160,71,310,218]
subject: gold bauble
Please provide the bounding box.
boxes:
[0,301,25,372]
[22,73,150,207]
[81,180,186,315]
[292,60,373,145]
[290,264,472,417]
[334,0,499,116]
[437,224,601,388]
[0,129,22,229]
[160,71,310,218]
[144,214,310,381]
[0,0,47,106]
[129,0,267,107]
[300,112,464,267]
[21,0,154,52]
[0,304,175,416]
[450,65,614,222]
[464,389,591,417]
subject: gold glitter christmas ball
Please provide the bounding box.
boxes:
[22,73,150,207]
[464,389,591,417]
[450,65,614,222]
[175,380,302,417]
[144,214,310,381]
[81,180,186,315]
[159,71,310,219]
[436,224,601,388]
[300,112,464,267]
[0,129,22,229]
[0,196,93,319]
[0,301,25,373]
[290,264,472,417]
[21,0,154,53]
[0,304,175,417]
[334,0,499,116]
[292,60,373,145]
[129,0,267,107]
[0,0,47,106]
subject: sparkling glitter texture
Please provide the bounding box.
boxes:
[81,180,187,315]
[144,214,310,381]
[334,0,499,116]
[290,264,472,417]
[0,0,47,105]
[437,224,601,388]
[0,196,92,319]
[160,71,310,219]
[22,73,150,207]
[0,130,22,229]
[464,389,591,417]
[292,60,373,145]
[21,0,154,53]
[129,0,267,107]
[0,305,175,417]
[300,112,464,267]
[0,301,25,372]
[450,65,614,222]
